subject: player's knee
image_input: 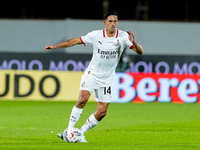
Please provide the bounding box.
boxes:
[76,97,89,108]
[97,110,107,120]
[101,111,107,118]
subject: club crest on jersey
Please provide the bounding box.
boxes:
[113,39,121,47]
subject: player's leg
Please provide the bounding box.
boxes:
[80,102,109,135]
[57,90,91,140]
[94,102,110,121]
[68,90,90,128]
[57,74,93,141]
[80,86,111,136]
[75,90,91,108]
[68,73,95,128]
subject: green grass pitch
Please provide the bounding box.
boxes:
[0,101,200,150]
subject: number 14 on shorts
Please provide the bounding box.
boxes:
[104,86,111,95]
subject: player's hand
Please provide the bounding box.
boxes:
[44,45,54,51]
[127,30,135,43]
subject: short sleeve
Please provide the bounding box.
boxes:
[80,32,93,46]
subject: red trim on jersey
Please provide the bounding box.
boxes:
[115,29,118,38]
[103,29,118,38]
[80,37,86,46]
[103,29,106,37]
[129,45,134,49]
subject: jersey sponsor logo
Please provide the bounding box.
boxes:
[98,49,119,59]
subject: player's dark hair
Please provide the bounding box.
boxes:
[103,11,118,20]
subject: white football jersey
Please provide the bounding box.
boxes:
[80,29,133,85]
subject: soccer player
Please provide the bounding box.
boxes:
[44,11,143,143]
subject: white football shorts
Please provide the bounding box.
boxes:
[79,74,112,103]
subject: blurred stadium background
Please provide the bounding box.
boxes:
[1,0,200,21]
[0,0,200,103]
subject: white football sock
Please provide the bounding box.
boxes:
[80,114,100,135]
[68,106,83,128]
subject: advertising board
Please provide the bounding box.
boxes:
[112,73,200,103]
[1,52,200,74]
[0,70,95,101]
[1,70,200,103]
